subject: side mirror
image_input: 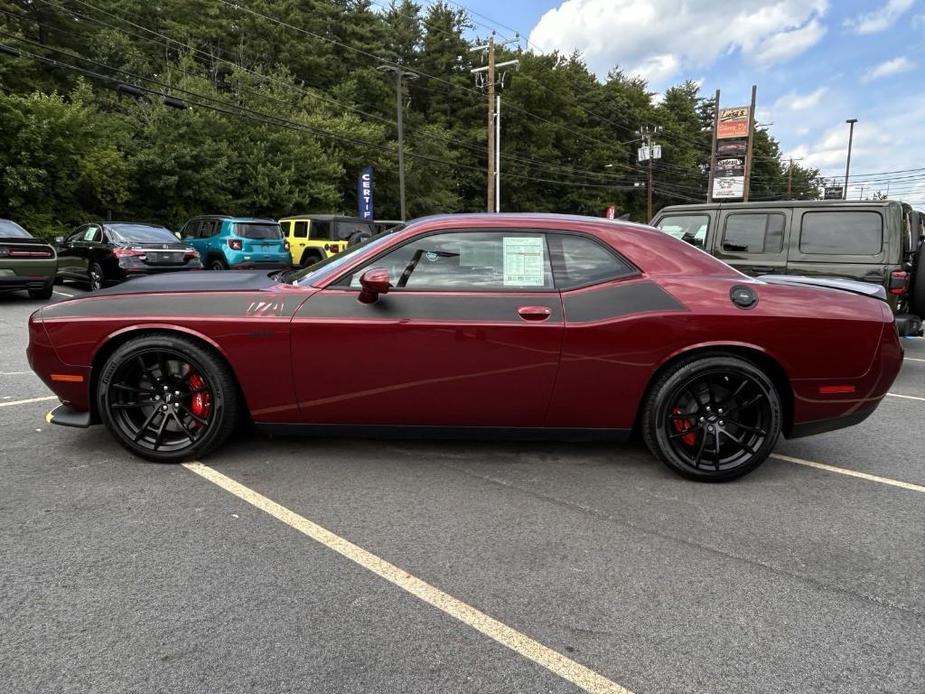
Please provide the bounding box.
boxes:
[55,236,64,244]
[358,268,391,304]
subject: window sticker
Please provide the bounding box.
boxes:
[503,236,545,286]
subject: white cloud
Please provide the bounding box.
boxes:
[843,0,915,34]
[749,18,826,66]
[528,0,829,84]
[774,87,828,111]
[861,56,916,81]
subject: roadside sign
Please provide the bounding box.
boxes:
[717,106,750,139]
[357,166,374,220]
[824,186,844,200]
[713,176,744,199]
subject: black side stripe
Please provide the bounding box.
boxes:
[43,294,306,319]
[296,292,562,323]
[562,281,685,323]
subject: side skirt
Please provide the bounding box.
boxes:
[256,423,632,443]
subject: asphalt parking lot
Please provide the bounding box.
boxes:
[2,285,924,694]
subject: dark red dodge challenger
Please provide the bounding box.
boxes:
[28,214,903,481]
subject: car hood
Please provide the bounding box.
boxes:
[92,270,279,296]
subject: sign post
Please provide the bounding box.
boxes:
[709,86,756,202]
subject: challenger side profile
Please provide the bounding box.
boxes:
[28,214,903,481]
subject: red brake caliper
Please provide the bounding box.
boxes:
[188,373,211,427]
[671,407,697,446]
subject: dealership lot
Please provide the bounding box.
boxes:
[2,288,924,693]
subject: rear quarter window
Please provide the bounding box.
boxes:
[722,213,785,254]
[800,211,882,255]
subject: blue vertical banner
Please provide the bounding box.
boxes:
[358,166,374,220]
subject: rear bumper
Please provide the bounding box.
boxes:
[894,313,923,337]
[229,261,290,270]
[787,408,876,439]
[0,274,54,293]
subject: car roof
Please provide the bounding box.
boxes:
[280,214,370,222]
[403,212,654,231]
[188,215,277,223]
[655,199,903,214]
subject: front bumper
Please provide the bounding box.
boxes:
[46,403,92,428]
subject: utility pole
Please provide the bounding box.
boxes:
[707,89,720,202]
[786,157,793,199]
[742,84,757,202]
[844,118,858,200]
[378,65,418,221]
[471,35,518,212]
[637,126,662,221]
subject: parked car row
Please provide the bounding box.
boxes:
[0,213,378,298]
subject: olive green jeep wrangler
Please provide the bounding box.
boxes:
[651,200,924,337]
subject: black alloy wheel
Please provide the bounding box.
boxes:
[642,355,782,481]
[209,258,226,271]
[89,263,104,291]
[97,335,239,462]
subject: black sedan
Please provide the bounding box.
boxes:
[55,222,203,290]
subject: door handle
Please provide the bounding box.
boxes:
[518,306,552,321]
[751,266,775,274]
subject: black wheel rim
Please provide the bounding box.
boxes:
[107,348,215,453]
[210,261,223,271]
[663,369,773,473]
[90,268,102,290]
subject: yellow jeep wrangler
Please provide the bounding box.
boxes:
[279,215,375,267]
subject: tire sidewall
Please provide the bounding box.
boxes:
[89,263,104,291]
[97,335,235,463]
[645,356,782,482]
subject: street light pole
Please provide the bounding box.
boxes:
[379,65,418,221]
[843,118,858,201]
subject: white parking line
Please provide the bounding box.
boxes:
[887,393,925,402]
[53,290,75,298]
[0,395,57,408]
[183,462,633,694]
[0,371,32,376]
[905,357,925,363]
[771,454,925,494]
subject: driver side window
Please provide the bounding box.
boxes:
[344,231,554,291]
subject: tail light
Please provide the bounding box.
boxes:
[113,247,146,258]
[184,248,200,260]
[889,270,909,296]
[1,245,54,258]
[284,241,290,251]
[228,239,243,251]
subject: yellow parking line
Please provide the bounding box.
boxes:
[887,393,925,402]
[0,395,57,408]
[183,462,633,694]
[771,454,925,493]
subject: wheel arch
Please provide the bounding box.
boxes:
[89,324,249,424]
[638,343,795,436]
[299,247,325,266]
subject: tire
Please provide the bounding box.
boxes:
[641,355,782,482]
[89,263,104,291]
[28,283,54,300]
[299,251,323,268]
[209,257,228,271]
[97,334,240,463]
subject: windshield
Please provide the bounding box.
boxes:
[0,220,31,238]
[108,224,178,244]
[289,232,399,286]
[235,223,282,240]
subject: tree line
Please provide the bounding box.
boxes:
[0,0,821,237]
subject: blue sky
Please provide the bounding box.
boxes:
[454,0,925,206]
